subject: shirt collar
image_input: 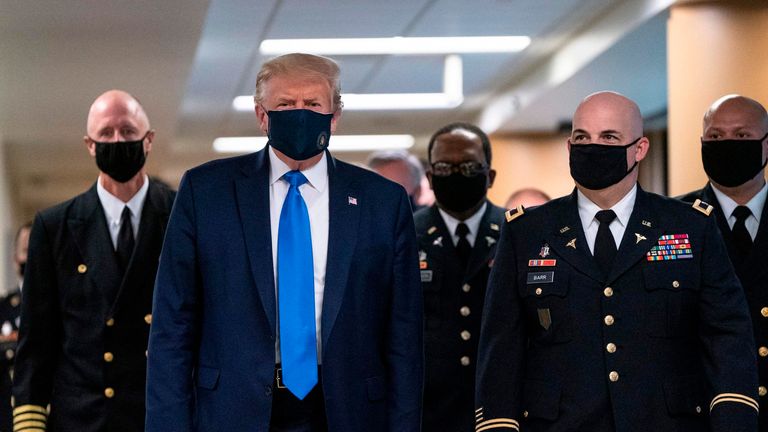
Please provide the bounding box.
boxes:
[577,184,637,229]
[710,181,767,222]
[96,174,149,224]
[268,147,328,193]
[439,202,488,238]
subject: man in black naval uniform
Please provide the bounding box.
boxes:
[475,91,759,432]
[415,122,504,432]
[1,224,30,432]
[12,90,175,432]
[679,94,768,429]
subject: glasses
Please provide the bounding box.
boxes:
[431,161,488,177]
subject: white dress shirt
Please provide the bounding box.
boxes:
[439,202,487,248]
[577,185,637,255]
[96,174,149,250]
[269,148,329,363]
[711,181,767,240]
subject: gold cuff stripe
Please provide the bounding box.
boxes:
[12,405,46,416]
[476,424,519,432]
[475,407,484,413]
[13,419,46,431]
[476,418,520,429]
[475,412,484,418]
[13,413,46,423]
[710,393,759,412]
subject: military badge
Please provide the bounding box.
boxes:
[647,234,693,261]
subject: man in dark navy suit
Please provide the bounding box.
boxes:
[12,90,176,432]
[679,94,768,429]
[146,53,423,432]
[415,122,504,432]
[475,91,758,432]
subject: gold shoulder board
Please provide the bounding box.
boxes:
[692,199,713,216]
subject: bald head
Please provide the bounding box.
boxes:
[703,94,768,139]
[86,90,150,141]
[573,91,644,140]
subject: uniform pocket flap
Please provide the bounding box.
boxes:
[520,271,569,298]
[643,262,699,292]
[366,376,385,401]
[523,379,561,421]
[196,366,220,390]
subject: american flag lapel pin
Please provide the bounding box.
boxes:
[348,196,357,205]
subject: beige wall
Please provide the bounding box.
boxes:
[668,1,768,195]
[0,134,15,295]
[487,133,574,207]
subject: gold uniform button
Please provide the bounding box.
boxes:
[672,280,680,288]
[104,387,115,398]
[106,318,115,327]
[603,287,613,297]
[460,356,470,366]
[762,307,768,318]
[695,406,702,414]
[104,352,114,362]
[523,410,529,418]
[460,331,471,341]
[606,343,617,354]
[462,284,471,293]
[759,386,767,397]
[609,371,619,382]
[5,349,14,360]
[535,288,543,296]
[144,314,152,325]
[77,264,87,274]
[759,347,768,357]
[604,315,615,326]
[460,306,470,317]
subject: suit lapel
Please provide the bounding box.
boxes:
[322,156,361,349]
[546,191,604,283]
[606,188,663,283]
[235,150,277,336]
[67,185,121,309]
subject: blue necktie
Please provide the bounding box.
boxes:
[278,170,317,399]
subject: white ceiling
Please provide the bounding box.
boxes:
[0,0,671,221]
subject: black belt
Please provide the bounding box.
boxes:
[274,365,322,391]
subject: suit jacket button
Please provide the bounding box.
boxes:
[104,387,115,398]
[609,371,619,382]
[77,264,87,274]
[606,343,617,354]
[144,314,152,325]
[603,287,614,297]
[604,315,615,326]
[460,306,470,317]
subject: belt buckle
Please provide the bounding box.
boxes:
[275,368,286,389]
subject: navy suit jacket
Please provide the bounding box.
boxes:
[146,148,423,431]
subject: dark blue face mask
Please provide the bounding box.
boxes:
[267,109,333,161]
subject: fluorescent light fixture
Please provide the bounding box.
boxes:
[260,36,530,56]
[213,135,415,153]
[233,55,463,111]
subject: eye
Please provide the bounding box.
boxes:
[707,133,721,140]
[737,132,751,139]
[603,134,619,141]
[572,135,588,142]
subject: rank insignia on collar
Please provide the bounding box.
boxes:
[635,233,647,244]
[490,223,500,232]
[539,244,550,258]
[427,226,437,235]
[433,236,443,247]
[692,199,714,216]
[486,236,496,247]
[505,205,525,222]
[566,238,577,249]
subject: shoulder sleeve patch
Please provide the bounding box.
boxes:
[692,199,713,216]
[505,205,525,223]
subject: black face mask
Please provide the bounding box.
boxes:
[569,138,640,190]
[701,133,768,187]
[267,109,333,161]
[432,172,488,213]
[93,133,148,183]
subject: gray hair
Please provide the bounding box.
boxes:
[367,150,424,191]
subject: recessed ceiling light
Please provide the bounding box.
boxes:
[213,135,415,153]
[260,36,531,56]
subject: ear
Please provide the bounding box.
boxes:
[256,104,269,134]
[566,138,572,153]
[487,169,497,189]
[144,129,155,154]
[634,137,650,162]
[330,109,342,134]
[426,171,434,190]
[84,136,97,157]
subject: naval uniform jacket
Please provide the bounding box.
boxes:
[475,187,758,432]
[12,180,175,432]
[0,289,20,432]
[145,148,423,432]
[680,183,768,430]
[414,202,504,432]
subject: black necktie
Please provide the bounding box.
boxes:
[455,222,472,269]
[594,210,617,275]
[731,205,753,256]
[116,206,135,271]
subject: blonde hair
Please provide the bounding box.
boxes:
[254,53,343,112]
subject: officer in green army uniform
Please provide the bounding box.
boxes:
[476,91,759,432]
